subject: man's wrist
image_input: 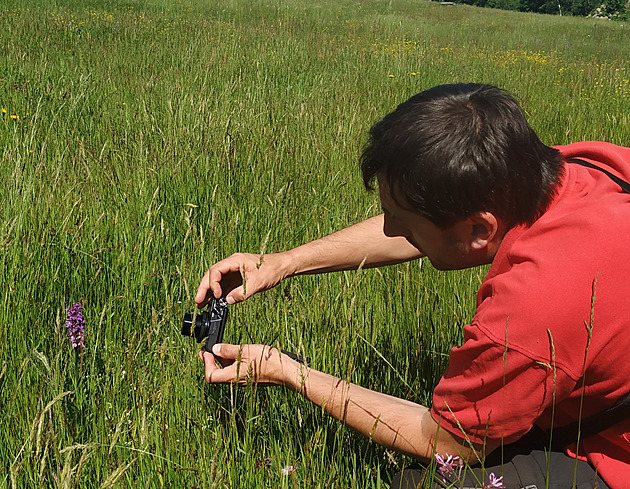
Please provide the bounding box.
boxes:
[278,352,309,392]
[273,248,301,279]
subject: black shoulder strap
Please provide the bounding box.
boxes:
[567,158,630,194]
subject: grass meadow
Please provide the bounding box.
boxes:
[1,0,629,486]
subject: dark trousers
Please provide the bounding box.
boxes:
[390,434,610,489]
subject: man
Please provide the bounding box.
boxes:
[195,84,630,488]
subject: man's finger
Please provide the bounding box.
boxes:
[208,267,226,301]
[225,286,245,305]
[195,271,213,307]
[199,350,232,383]
[212,343,242,360]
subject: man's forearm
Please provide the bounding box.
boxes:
[284,360,479,463]
[202,344,485,463]
[195,215,422,307]
[280,214,423,277]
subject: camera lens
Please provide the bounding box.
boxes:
[182,312,194,337]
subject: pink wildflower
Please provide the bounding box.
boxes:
[483,472,505,489]
[65,302,85,348]
[434,453,464,483]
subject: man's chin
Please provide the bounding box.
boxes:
[427,259,454,271]
[428,255,488,271]
[406,238,424,255]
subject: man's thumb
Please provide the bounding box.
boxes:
[212,343,238,358]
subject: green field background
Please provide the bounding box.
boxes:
[1,0,628,487]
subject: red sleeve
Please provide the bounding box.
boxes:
[431,324,564,445]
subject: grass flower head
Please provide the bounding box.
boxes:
[280,464,296,476]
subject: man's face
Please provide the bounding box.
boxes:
[378,181,475,271]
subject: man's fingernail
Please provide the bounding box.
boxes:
[226,296,235,305]
[212,344,221,355]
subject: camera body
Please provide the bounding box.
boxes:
[182,297,309,364]
[181,297,228,352]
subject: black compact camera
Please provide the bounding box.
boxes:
[181,297,228,352]
[182,296,309,364]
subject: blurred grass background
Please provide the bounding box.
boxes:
[1,0,628,486]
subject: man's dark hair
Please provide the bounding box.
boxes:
[361,83,564,228]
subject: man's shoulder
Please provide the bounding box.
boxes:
[555,141,630,179]
[475,170,630,376]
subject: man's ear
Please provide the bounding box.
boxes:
[455,212,502,251]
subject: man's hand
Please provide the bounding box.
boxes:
[195,253,289,308]
[199,343,298,386]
